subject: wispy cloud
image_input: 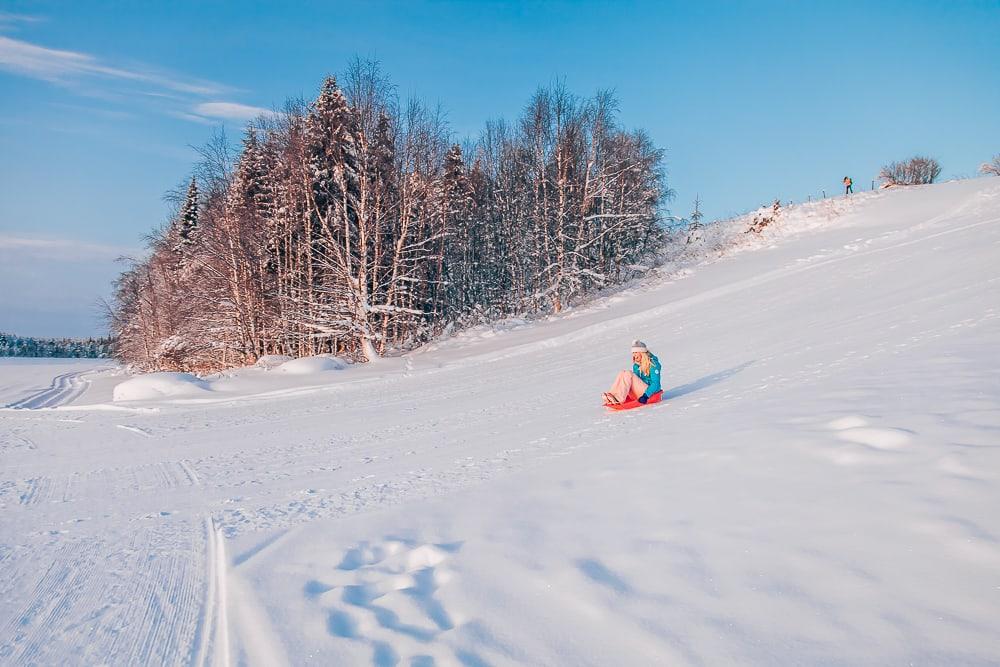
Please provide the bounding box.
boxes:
[0,12,44,29]
[0,235,140,261]
[0,23,276,130]
[0,34,227,96]
[166,110,217,125]
[193,101,276,121]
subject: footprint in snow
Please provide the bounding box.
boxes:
[305,538,470,664]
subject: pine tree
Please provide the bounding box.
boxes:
[217,126,273,361]
[690,195,703,229]
[439,144,475,315]
[304,76,374,357]
[176,177,200,254]
[686,195,704,244]
[306,77,362,231]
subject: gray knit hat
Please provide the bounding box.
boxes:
[631,340,648,353]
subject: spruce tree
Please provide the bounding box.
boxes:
[690,195,704,229]
[306,77,361,228]
[440,144,475,315]
[304,76,372,356]
[687,195,704,244]
[175,177,200,255]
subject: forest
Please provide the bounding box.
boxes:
[0,333,112,358]
[111,60,671,371]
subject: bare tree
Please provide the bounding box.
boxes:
[879,156,942,186]
[980,154,1000,177]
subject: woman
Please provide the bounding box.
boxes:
[603,340,662,405]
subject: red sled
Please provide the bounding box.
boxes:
[605,390,664,411]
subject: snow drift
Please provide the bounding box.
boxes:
[112,371,211,401]
[274,355,347,374]
[254,354,294,369]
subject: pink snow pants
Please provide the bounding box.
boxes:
[606,370,648,404]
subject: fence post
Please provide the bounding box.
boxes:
[822,190,826,199]
[871,179,875,191]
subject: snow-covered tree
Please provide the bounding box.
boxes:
[438,144,476,315]
[111,63,671,372]
[687,195,704,244]
[690,195,704,228]
[980,154,1000,177]
[175,177,200,254]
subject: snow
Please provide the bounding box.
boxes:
[112,371,212,402]
[254,354,293,369]
[0,358,117,408]
[103,356,352,405]
[275,355,347,374]
[2,178,1000,665]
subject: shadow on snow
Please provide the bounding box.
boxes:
[665,361,754,400]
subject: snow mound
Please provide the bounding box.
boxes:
[113,372,211,402]
[275,356,347,374]
[255,354,294,369]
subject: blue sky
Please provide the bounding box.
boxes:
[1,0,998,337]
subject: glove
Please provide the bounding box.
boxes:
[637,394,648,404]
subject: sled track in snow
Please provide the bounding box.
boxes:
[4,370,92,409]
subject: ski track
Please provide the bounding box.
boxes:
[4,369,95,410]
[0,522,206,666]
[190,518,230,667]
[2,460,202,510]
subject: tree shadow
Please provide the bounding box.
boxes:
[665,361,754,400]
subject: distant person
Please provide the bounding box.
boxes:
[843,176,853,194]
[603,340,662,406]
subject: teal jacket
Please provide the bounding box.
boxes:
[633,354,662,399]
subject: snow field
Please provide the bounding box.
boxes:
[1,178,999,665]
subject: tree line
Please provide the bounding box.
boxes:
[0,333,113,358]
[110,60,670,372]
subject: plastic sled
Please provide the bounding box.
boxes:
[605,390,663,411]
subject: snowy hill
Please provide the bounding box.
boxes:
[2,178,999,665]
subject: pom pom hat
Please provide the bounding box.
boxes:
[631,340,648,353]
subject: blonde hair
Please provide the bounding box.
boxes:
[635,351,652,376]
